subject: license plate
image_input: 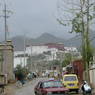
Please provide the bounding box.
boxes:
[69,84,74,86]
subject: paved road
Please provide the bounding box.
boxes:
[15,78,46,95]
[15,78,82,95]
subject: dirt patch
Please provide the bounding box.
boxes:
[5,84,15,95]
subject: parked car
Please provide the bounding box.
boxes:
[62,74,79,93]
[34,79,69,95]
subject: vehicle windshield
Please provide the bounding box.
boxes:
[43,81,63,88]
[64,76,77,81]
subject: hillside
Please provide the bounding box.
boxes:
[1,31,95,51]
[11,33,65,51]
[64,30,95,48]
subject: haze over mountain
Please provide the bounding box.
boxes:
[64,30,95,48]
[8,31,95,51]
[0,31,95,51]
[11,33,65,51]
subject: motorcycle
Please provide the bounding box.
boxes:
[81,81,92,95]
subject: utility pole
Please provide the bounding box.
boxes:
[3,3,10,75]
[24,34,26,67]
[0,3,12,83]
[86,0,90,83]
[4,4,7,42]
[30,45,32,71]
[3,3,12,42]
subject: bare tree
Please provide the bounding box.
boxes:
[57,0,95,82]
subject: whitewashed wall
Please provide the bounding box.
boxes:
[89,67,95,89]
[14,57,28,68]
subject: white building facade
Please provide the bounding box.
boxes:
[14,45,59,68]
[14,44,81,68]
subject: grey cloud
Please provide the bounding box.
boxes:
[0,0,75,39]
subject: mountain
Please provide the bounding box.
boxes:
[11,33,65,51]
[11,36,31,51]
[64,35,81,47]
[64,30,95,48]
[1,31,95,51]
[33,33,64,44]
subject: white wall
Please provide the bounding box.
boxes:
[64,47,78,52]
[14,45,63,68]
[14,57,28,68]
[14,51,25,56]
[89,68,95,89]
[26,46,58,61]
[26,45,49,55]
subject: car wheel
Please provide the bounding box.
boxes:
[65,91,69,95]
[64,93,70,95]
[34,91,38,95]
[76,90,79,94]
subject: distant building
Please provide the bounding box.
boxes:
[64,47,78,52]
[44,43,64,51]
[26,43,64,55]
[25,43,62,61]
[14,44,82,70]
[64,47,82,59]
[26,45,48,55]
[14,43,64,68]
[14,51,28,68]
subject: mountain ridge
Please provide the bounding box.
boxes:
[1,32,95,51]
[11,33,65,51]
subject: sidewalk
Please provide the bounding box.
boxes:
[4,80,34,95]
[92,88,95,95]
[4,78,39,95]
[5,84,15,95]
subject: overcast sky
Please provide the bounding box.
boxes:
[0,0,79,40]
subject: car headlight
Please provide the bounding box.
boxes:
[47,92,52,95]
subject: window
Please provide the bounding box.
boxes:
[64,76,77,81]
[43,81,63,88]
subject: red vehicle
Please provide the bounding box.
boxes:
[34,80,69,95]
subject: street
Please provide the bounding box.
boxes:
[15,78,82,95]
[15,78,40,95]
[0,0,95,95]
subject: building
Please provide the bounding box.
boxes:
[26,45,48,56]
[25,44,59,61]
[0,40,14,81]
[14,44,82,72]
[64,47,82,59]
[64,47,78,52]
[14,51,29,68]
[44,43,64,51]
[14,43,64,71]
